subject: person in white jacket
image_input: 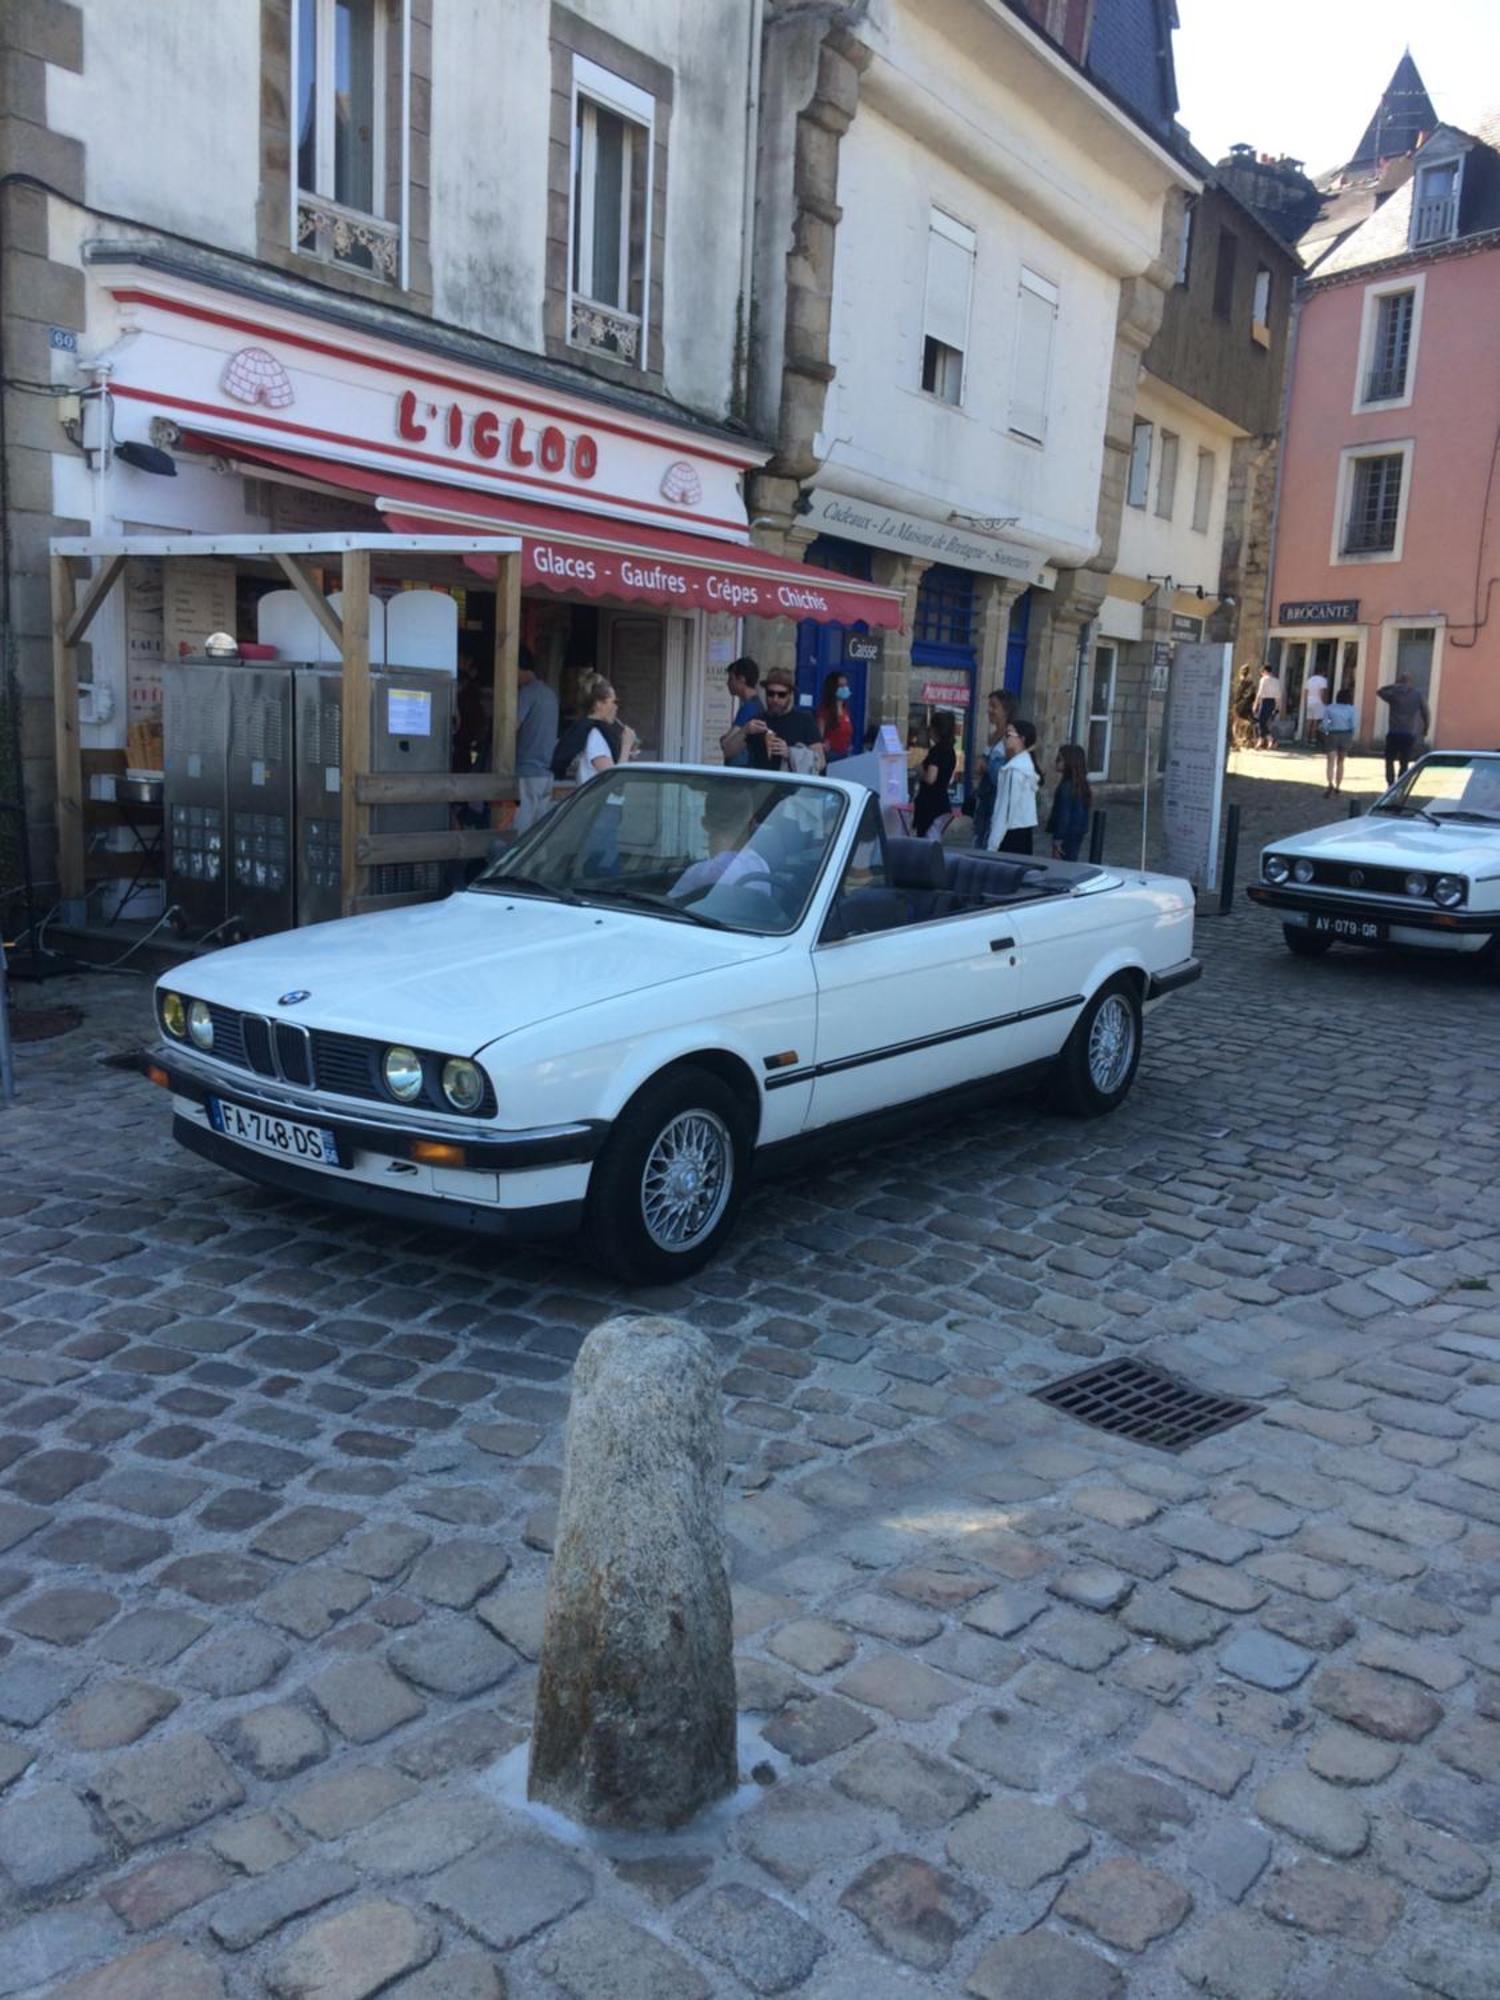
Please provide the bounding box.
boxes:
[985,719,1040,855]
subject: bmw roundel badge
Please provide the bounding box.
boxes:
[278,990,311,1007]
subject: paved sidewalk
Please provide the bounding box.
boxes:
[0,760,1496,1998]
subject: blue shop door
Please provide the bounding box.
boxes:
[795,535,874,758]
[1004,587,1033,697]
[795,619,867,757]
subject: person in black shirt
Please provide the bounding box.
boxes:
[912,710,958,836]
[746,668,825,770]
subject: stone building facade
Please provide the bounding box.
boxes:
[746,0,1195,789]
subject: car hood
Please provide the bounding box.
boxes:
[168,891,786,1053]
[1269,814,1500,876]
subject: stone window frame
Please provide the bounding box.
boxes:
[257,0,433,311]
[1352,273,1425,416]
[546,5,671,387]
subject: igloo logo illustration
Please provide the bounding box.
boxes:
[222,347,295,409]
[659,459,702,507]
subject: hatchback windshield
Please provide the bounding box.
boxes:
[470,768,848,934]
[1374,753,1500,822]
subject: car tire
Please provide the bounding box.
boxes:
[1052,976,1142,1119]
[1283,924,1333,959]
[586,1067,751,1284]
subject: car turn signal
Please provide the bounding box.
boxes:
[145,1064,170,1089]
[410,1140,467,1168]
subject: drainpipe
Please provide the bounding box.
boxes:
[1260,284,1303,665]
[737,0,765,424]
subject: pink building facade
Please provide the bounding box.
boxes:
[1268,124,1500,752]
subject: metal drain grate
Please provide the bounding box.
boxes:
[1035,1357,1261,1454]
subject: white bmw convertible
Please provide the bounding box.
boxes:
[1247,749,1500,965]
[146,766,1200,1282]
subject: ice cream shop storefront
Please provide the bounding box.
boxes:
[53,262,904,931]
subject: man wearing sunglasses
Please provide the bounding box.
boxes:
[746,668,825,772]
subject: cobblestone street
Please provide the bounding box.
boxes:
[1,755,1498,2000]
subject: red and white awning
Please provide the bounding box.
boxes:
[197,439,906,630]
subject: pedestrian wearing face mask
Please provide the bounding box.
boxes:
[817,671,855,762]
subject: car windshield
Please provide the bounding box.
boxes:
[469,768,848,935]
[1373,754,1500,822]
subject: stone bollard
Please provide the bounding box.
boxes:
[528,1314,737,1830]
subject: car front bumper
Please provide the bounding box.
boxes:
[145,1044,603,1237]
[1246,883,1499,939]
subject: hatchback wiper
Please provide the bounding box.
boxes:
[585,885,731,929]
[1372,802,1440,825]
[469,871,585,906]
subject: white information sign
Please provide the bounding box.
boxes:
[387,688,433,737]
[1162,642,1232,890]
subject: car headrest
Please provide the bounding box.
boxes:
[886,837,949,891]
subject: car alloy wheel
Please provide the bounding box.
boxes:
[1053,976,1143,1119]
[587,1066,751,1283]
[640,1108,734,1252]
[1086,993,1137,1096]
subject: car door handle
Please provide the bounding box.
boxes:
[989,936,1015,952]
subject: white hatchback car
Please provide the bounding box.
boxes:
[146,766,1200,1282]
[1248,749,1500,963]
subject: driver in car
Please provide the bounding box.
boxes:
[671,786,773,902]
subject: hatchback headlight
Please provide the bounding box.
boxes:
[1433,875,1465,908]
[1293,859,1315,884]
[187,1000,214,1051]
[1264,854,1290,883]
[159,990,186,1039]
[1404,872,1429,899]
[442,1059,486,1113]
[383,1046,425,1102]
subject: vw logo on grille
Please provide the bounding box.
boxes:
[278,990,311,1006]
[1348,869,1364,888]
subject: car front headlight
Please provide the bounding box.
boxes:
[1433,875,1465,908]
[187,1000,214,1051]
[1264,854,1290,883]
[1404,872,1429,899]
[160,990,186,1039]
[441,1059,486,1113]
[1293,859,1315,884]
[383,1046,425,1102]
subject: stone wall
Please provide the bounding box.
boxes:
[0,0,88,915]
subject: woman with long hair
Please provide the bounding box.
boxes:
[913,709,958,837]
[1048,743,1092,860]
[1321,681,1357,797]
[970,688,1014,849]
[816,670,855,761]
[562,673,635,783]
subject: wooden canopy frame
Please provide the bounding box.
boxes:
[49,532,522,920]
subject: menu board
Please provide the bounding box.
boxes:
[162,557,237,659]
[1162,641,1232,890]
[700,615,737,763]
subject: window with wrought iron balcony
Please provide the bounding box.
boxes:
[569,71,654,368]
[293,0,405,286]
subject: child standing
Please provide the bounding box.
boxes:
[1048,743,1092,860]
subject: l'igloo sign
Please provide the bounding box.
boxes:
[222,347,295,409]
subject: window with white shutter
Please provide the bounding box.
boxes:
[921,210,975,407]
[1127,420,1153,509]
[1009,268,1058,444]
